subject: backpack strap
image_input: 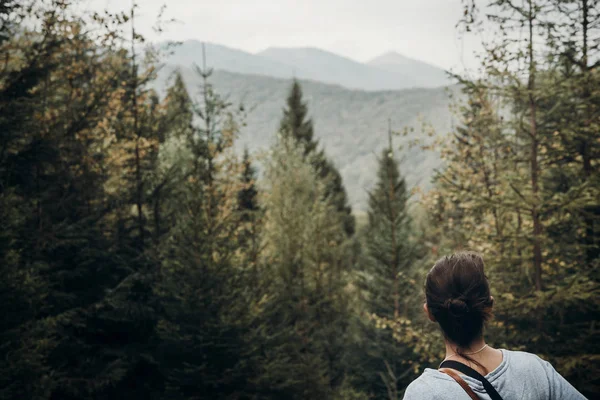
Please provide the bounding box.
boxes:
[439,360,504,400]
[439,368,480,400]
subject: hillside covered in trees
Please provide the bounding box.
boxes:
[154,67,455,209]
[0,0,598,399]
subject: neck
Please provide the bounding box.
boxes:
[444,336,486,360]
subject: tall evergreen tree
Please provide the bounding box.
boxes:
[546,0,600,263]
[238,148,259,215]
[236,148,262,268]
[355,129,417,399]
[254,135,360,399]
[280,79,356,236]
[155,61,258,399]
[147,70,195,251]
[364,131,413,319]
[280,80,317,155]
[0,3,167,397]
[417,1,600,395]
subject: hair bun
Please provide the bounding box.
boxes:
[444,298,469,315]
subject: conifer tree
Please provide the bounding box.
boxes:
[155,60,256,399]
[238,148,259,215]
[546,0,600,263]
[280,80,317,154]
[419,1,600,395]
[0,3,167,397]
[280,79,356,236]
[357,127,417,399]
[255,134,358,398]
[365,132,413,318]
[236,148,262,269]
[148,71,195,250]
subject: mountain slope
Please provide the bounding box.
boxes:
[163,41,453,92]
[156,66,457,209]
[165,40,296,78]
[367,52,452,88]
[258,47,412,90]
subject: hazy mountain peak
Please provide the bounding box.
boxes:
[367,51,451,87]
[368,51,416,65]
[164,39,297,79]
[259,46,358,62]
[163,40,452,91]
[260,45,324,52]
[257,46,420,90]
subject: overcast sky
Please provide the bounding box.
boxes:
[85,0,484,73]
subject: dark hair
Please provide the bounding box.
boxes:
[425,251,494,349]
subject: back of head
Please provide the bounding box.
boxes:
[425,251,493,348]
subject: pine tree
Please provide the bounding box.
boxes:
[155,60,257,399]
[546,0,600,263]
[280,79,317,154]
[280,79,356,236]
[238,148,259,215]
[365,132,413,319]
[147,70,195,251]
[0,11,55,389]
[420,1,600,395]
[356,128,417,399]
[254,135,358,398]
[236,148,262,269]
[0,3,174,397]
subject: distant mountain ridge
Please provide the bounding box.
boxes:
[162,40,293,79]
[367,52,450,88]
[163,40,453,91]
[257,46,411,91]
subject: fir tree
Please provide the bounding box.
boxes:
[255,135,358,398]
[419,1,600,395]
[148,70,195,250]
[0,4,166,397]
[238,148,259,215]
[365,132,413,319]
[280,79,317,154]
[236,148,262,270]
[155,60,257,399]
[280,79,356,236]
[357,128,417,399]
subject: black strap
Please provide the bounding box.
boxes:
[439,360,504,400]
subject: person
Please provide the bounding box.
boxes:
[403,251,586,400]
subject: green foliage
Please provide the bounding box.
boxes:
[279,79,356,236]
[351,142,422,399]
[280,80,318,155]
[159,67,456,210]
[0,2,167,398]
[254,135,356,398]
[364,147,412,318]
[418,1,600,397]
[1,1,596,399]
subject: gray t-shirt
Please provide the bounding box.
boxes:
[403,349,586,400]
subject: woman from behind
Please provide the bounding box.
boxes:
[403,251,586,400]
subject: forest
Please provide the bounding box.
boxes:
[0,0,598,399]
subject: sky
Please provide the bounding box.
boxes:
[84,0,485,73]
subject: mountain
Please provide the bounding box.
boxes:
[165,40,295,78]
[155,66,458,210]
[162,40,452,91]
[367,52,451,88]
[257,47,412,90]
